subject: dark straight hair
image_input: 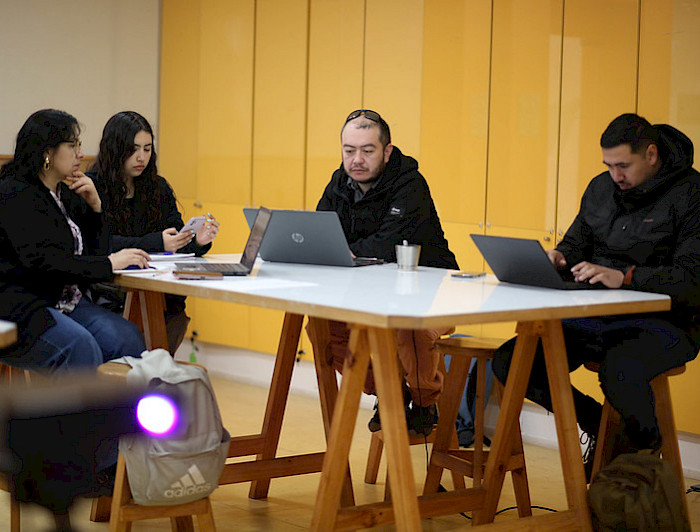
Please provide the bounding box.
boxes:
[0,109,80,184]
[600,113,659,154]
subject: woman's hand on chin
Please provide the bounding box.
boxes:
[65,172,102,212]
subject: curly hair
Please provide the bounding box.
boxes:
[91,111,163,234]
[1,109,80,184]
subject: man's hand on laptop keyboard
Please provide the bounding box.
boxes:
[570,262,624,288]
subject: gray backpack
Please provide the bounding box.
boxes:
[117,350,230,506]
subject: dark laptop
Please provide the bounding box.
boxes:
[470,234,604,290]
[174,207,272,276]
[242,208,384,267]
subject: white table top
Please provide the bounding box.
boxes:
[114,254,671,329]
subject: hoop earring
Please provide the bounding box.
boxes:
[44,156,50,171]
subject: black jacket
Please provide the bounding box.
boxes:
[88,172,211,317]
[88,172,211,256]
[317,146,458,270]
[0,173,113,357]
[557,124,700,339]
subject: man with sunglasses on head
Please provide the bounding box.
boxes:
[315,109,459,436]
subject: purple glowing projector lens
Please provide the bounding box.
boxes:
[136,394,178,436]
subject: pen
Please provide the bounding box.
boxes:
[162,252,173,255]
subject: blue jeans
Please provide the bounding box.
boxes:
[2,298,145,375]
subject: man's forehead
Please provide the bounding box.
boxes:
[602,144,636,162]
[341,124,382,146]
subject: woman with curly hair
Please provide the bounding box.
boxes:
[89,111,220,354]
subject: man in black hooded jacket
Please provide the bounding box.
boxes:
[493,113,700,475]
[316,109,458,436]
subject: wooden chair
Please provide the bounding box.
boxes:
[584,361,688,517]
[97,360,216,532]
[0,363,34,532]
[422,336,532,517]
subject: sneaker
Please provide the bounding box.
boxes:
[407,403,438,436]
[367,385,412,433]
[458,427,475,447]
[581,431,597,484]
[368,401,382,432]
[457,424,492,448]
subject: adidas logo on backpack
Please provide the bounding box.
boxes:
[164,465,213,499]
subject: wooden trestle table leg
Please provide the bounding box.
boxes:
[474,320,592,531]
[306,317,355,507]
[249,312,304,499]
[310,326,371,531]
[123,290,168,350]
[367,326,422,531]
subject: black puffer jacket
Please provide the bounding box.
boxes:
[557,124,700,338]
[317,146,458,270]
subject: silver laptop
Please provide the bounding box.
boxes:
[243,208,384,267]
[470,234,604,290]
[174,207,272,276]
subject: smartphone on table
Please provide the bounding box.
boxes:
[451,271,486,279]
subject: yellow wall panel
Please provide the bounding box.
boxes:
[420,0,491,225]
[190,299,251,347]
[248,308,288,355]
[671,369,700,434]
[305,0,364,210]
[638,0,673,122]
[159,0,201,199]
[442,221,485,274]
[252,0,309,209]
[556,0,638,234]
[197,0,255,205]
[639,0,700,148]
[486,0,563,234]
[364,0,424,157]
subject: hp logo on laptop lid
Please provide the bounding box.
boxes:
[291,232,304,244]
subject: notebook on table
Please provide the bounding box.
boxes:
[174,207,272,277]
[470,234,605,290]
[242,208,384,267]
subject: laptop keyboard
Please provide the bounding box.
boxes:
[353,257,385,267]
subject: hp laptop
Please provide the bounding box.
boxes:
[174,207,272,276]
[243,208,384,267]
[470,234,604,290]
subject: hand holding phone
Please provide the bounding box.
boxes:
[179,216,206,234]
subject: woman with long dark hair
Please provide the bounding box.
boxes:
[89,111,219,353]
[0,109,148,372]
